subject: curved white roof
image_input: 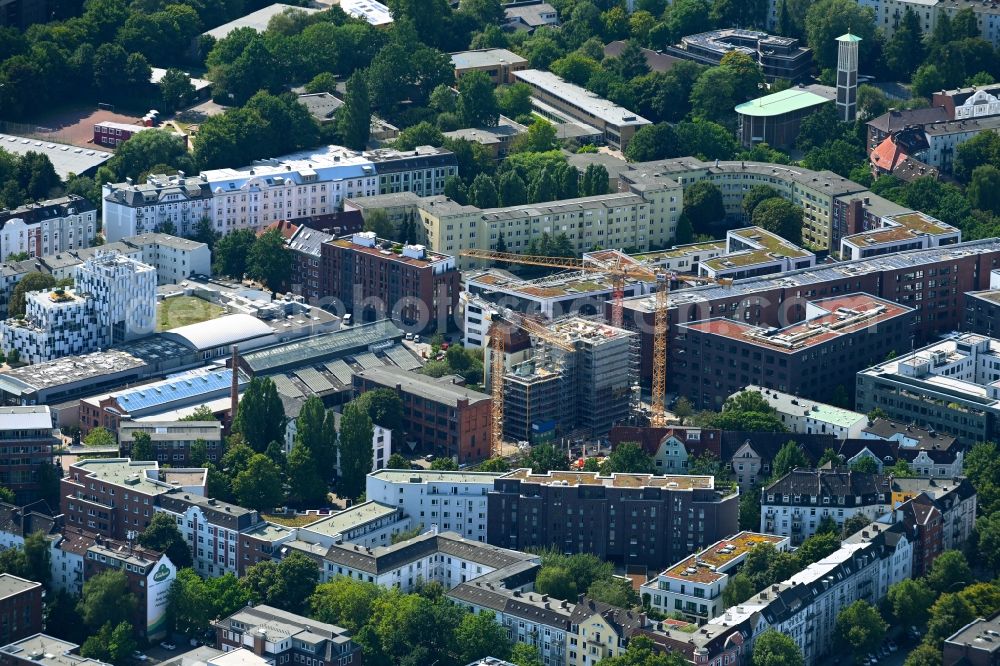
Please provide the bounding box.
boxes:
[163,314,274,351]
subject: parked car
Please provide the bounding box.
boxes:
[887,641,898,653]
[160,642,176,651]
[132,652,148,662]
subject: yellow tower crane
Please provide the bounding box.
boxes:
[462,249,731,438]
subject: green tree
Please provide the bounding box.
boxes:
[181,405,218,422]
[338,402,374,500]
[288,443,328,506]
[913,64,946,99]
[750,197,803,245]
[457,71,499,128]
[771,441,808,480]
[850,456,879,473]
[738,485,761,530]
[624,123,679,162]
[233,377,286,453]
[159,68,194,113]
[339,70,371,150]
[586,577,639,608]
[969,165,1000,214]
[310,576,384,633]
[976,512,1000,574]
[362,209,396,239]
[926,592,974,645]
[752,629,804,666]
[722,572,755,608]
[965,441,1000,515]
[510,643,544,666]
[836,601,887,659]
[294,396,338,480]
[817,515,840,535]
[804,0,876,70]
[926,550,973,594]
[212,228,257,279]
[77,570,137,630]
[741,185,781,219]
[468,173,499,208]
[535,566,577,599]
[20,531,50,586]
[681,181,725,236]
[796,531,840,565]
[498,171,529,206]
[599,442,655,475]
[710,0,766,27]
[701,390,786,432]
[247,228,292,291]
[105,129,194,182]
[904,645,943,666]
[138,512,193,568]
[580,164,609,197]
[513,120,558,153]
[168,570,249,638]
[84,426,115,448]
[524,443,568,474]
[887,578,936,628]
[130,431,155,461]
[954,132,1000,183]
[430,457,458,470]
[241,551,319,614]
[305,72,338,94]
[495,82,533,118]
[455,610,511,663]
[884,7,925,79]
[816,448,840,467]
[385,453,410,470]
[9,272,56,318]
[232,454,284,511]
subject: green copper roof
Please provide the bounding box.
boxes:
[735,88,833,118]
[837,33,862,42]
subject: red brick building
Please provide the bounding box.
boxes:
[320,232,460,333]
[93,122,152,148]
[353,366,491,462]
[0,575,42,646]
[0,407,58,505]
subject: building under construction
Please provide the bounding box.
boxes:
[502,316,639,442]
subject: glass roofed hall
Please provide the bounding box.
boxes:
[241,319,404,374]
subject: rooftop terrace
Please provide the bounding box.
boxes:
[660,532,787,584]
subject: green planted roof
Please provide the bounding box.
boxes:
[735,88,833,117]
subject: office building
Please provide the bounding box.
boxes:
[451,49,529,85]
[640,532,790,624]
[0,576,42,646]
[513,69,651,151]
[735,86,835,150]
[856,333,1000,444]
[0,407,56,504]
[0,251,157,364]
[487,469,738,569]
[0,196,97,259]
[665,30,812,82]
[118,420,224,466]
[745,386,868,438]
[761,467,892,545]
[836,33,860,121]
[320,231,460,333]
[943,613,1000,666]
[353,366,491,462]
[365,469,500,542]
[673,293,914,409]
[214,605,362,666]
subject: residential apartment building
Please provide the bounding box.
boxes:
[0,635,112,666]
[855,332,1000,444]
[487,469,739,569]
[294,501,409,551]
[746,386,868,438]
[365,469,501,542]
[933,82,1000,120]
[353,366,491,462]
[640,532,790,624]
[0,576,42,646]
[665,29,812,82]
[673,294,915,409]
[0,196,97,258]
[125,233,211,284]
[503,0,558,31]
[102,145,456,242]
[698,226,816,281]
[118,421,224,466]
[214,605,362,666]
[727,432,839,493]
[286,225,334,303]
[512,70,651,151]
[891,476,977,552]
[861,418,964,478]
[333,411,391,476]
[60,458,208,540]
[451,49,529,85]
[320,231,460,333]
[761,468,892,545]
[0,407,56,504]
[919,116,1000,173]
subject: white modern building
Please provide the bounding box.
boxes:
[365,469,501,542]
[0,196,97,258]
[293,501,411,550]
[743,386,868,438]
[0,251,157,363]
[640,532,790,624]
[126,233,211,284]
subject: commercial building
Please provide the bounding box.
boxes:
[640,532,790,624]
[855,332,1000,444]
[0,634,111,666]
[0,251,157,364]
[943,612,1000,666]
[0,196,98,259]
[673,293,914,409]
[513,69,651,151]
[0,576,42,646]
[745,386,868,438]
[320,231,460,332]
[60,458,208,540]
[214,605,362,666]
[353,366,491,462]
[365,470,500,542]
[118,420,224,466]
[761,467,893,544]
[451,49,530,85]
[487,469,738,569]
[502,317,638,441]
[698,226,815,280]
[666,30,812,82]
[0,407,56,504]
[735,86,835,150]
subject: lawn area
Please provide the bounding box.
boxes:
[157,296,225,331]
[262,513,323,527]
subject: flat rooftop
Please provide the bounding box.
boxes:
[0,634,107,666]
[329,233,453,267]
[503,468,714,490]
[735,86,834,118]
[0,574,40,598]
[945,614,1000,654]
[635,241,727,262]
[202,3,321,39]
[547,316,634,343]
[451,48,528,70]
[355,366,490,407]
[659,532,787,584]
[467,269,626,300]
[338,0,392,25]
[0,134,111,178]
[300,501,398,536]
[747,386,865,428]
[513,69,651,127]
[69,459,204,497]
[369,469,501,484]
[729,227,812,258]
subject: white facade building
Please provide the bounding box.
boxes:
[365,469,500,542]
[0,251,157,363]
[126,233,211,284]
[744,386,868,438]
[0,196,97,259]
